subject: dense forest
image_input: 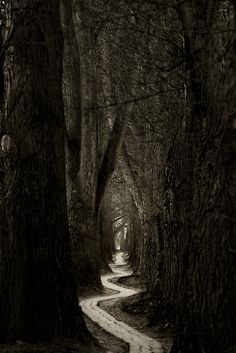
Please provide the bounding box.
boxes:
[0,1,235,353]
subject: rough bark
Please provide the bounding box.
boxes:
[158,2,236,352]
[65,0,101,290]
[0,0,91,344]
[61,0,81,198]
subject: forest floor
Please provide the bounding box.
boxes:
[0,252,173,353]
[80,252,173,353]
[0,341,97,353]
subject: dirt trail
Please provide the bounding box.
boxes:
[80,253,163,353]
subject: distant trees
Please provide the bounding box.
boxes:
[84,1,236,352]
[63,0,138,290]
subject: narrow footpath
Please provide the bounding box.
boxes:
[80,253,163,353]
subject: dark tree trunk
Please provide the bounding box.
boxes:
[158,2,236,352]
[0,0,90,344]
[67,0,101,291]
[98,210,113,273]
[95,110,129,215]
[61,0,100,291]
[127,211,141,270]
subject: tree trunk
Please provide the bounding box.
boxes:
[0,0,90,344]
[98,209,113,273]
[127,207,141,270]
[159,2,236,352]
[66,0,101,291]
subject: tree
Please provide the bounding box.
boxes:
[65,0,138,289]
[0,0,91,345]
[157,1,236,352]
[90,1,236,352]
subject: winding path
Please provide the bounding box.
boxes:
[80,253,163,353]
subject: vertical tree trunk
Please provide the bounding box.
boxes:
[98,208,113,273]
[64,0,101,290]
[128,207,141,270]
[0,0,90,343]
[61,0,81,200]
[159,2,236,352]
